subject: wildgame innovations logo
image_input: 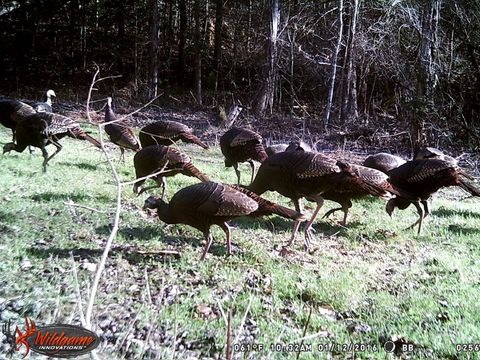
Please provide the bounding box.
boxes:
[2,317,100,358]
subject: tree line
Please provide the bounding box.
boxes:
[0,0,479,149]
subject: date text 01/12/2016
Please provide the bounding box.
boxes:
[233,342,380,353]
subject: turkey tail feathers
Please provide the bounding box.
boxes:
[184,163,210,182]
[458,174,480,197]
[270,204,307,222]
[182,132,209,149]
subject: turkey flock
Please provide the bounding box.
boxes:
[1,91,479,260]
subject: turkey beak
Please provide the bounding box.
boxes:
[133,184,139,196]
[385,200,395,218]
[3,144,11,154]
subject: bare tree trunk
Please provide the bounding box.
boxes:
[133,0,138,90]
[323,0,344,130]
[412,0,442,149]
[165,0,174,83]
[253,0,280,116]
[213,0,223,74]
[116,0,126,76]
[289,29,296,113]
[177,0,187,84]
[349,63,358,117]
[69,0,78,83]
[247,0,252,53]
[148,0,159,98]
[340,0,360,122]
[81,0,87,70]
[359,64,368,115]
[232,10,239,85]
[194,0,202,104]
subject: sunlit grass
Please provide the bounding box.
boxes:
[1,126,479,359]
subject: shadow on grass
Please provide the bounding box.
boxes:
[230,212,363,236]
[231,216,295,232]
[0,210,16,223]
[432,207,480,219]
[31,192,110,203]
[96,224,162,241]
[0,210,19,236]
[26,234,230,262]
[447,225,480,235]
[310,221,361,236]
[58,161,98,171]
[26,243,182,264]
[95,224,205,251]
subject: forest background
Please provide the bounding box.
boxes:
[1,0,479,152]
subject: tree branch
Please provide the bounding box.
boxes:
[84,65,124,329]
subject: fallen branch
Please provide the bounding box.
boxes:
[226,308,233,360]
[139,276,164,359]
[226,105,243,128]
[296,306,312,360]
[135,249,181,257]
[70,252,87,328]
[63,200,107,214]
[233,296,253,345]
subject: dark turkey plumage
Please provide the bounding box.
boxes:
[414,147,457,164]
[285,140,312,153]
[265,140,312,157]
[143,182,306,260]
[133,144,210,197]
[322,164,408,225]
[386,159,480,234]
[363,152,406,174]
[265,143,288,157]
[0,99,36,141]
[3,112,101,172]
[249,151,388,249]
[104,97,140,161]
[139,120,209,149]
[220,127,268,185]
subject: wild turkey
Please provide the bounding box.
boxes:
[220,127,268,185]
[285,140,312,152]
[104,97,140,161]
[35,89,56,112]
[143,182,306,260]
[414,147,457,164]
[265,140,312,157]
[133,144,210,197]
[139,120,209,149]
[265,143,288,157]
[386,159,480,234]
[363,153,406,174]
[321,164,408,225]
[0,99,36,141]
[3,112,101,172]
[249,151,388,249]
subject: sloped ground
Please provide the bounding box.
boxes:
[0,106,479,359]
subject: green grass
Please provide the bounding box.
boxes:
[1,127,479,359]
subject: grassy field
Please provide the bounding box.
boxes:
[0,126,479,359]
